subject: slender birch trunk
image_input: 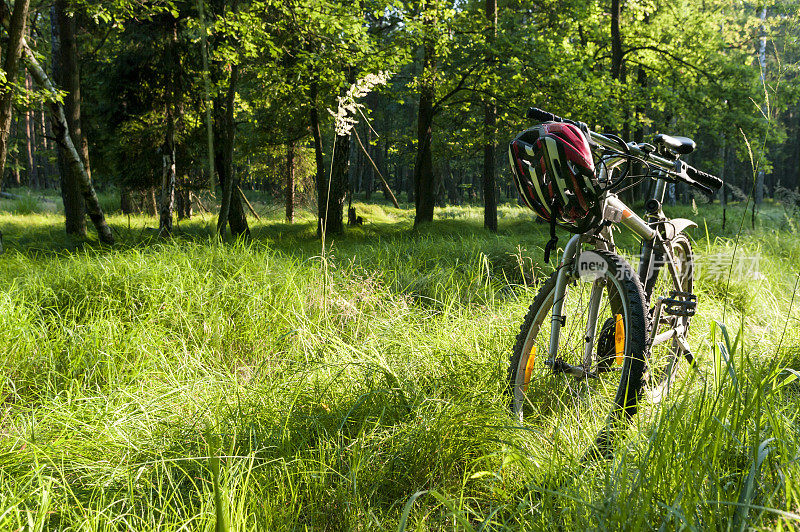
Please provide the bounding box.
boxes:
[39,104,51,187]
[159,109,177,234]
[364,124,373,200]
[22,40,113,243]
[24,72,37,188]
[8,116,20,186]
[0,0,31,188]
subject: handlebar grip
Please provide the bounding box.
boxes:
[686,166,723,192]
[527,107,562,122]
[527,107,586,131]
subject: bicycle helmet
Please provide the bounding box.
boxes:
[509,122,602,233]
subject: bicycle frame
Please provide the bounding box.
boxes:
[545,139,695,374]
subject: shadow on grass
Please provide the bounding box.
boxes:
[0,207,546,258]
[0,202,763,272]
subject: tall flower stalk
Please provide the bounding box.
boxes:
[319,71,392,309]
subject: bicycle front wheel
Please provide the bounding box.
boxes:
[508,250,648,453]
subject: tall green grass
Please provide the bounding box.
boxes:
[0,201,798,529]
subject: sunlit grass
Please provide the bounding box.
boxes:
[0,198,798,529]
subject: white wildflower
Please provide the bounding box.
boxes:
[328,71,392,137]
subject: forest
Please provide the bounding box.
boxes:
[0,0,797,236]
[1,0,800,530]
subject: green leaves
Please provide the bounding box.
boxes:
[53,0,800,208]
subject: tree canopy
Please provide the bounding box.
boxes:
[0,0,798,237]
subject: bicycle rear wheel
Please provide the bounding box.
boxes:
[642,233,695,403]
[508,250,648,454]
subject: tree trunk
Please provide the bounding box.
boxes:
[54,0,90,235]
[310,83,326,237]
[175,178,191,220]
[176,179,185,220]
[482,0,498,232]
[159,16,180,235]
[793,107,800,191]
[22,38,113,243]
[177,186,192,219]
[228,169,249,237]
[286,142,295,222]
[39,103,52,187]
[50,1,90,234]
[318,72,352,237]
[719,142,727,228]
[610,0,623,81]
[215,108,232,236]
[413,1,437,227]
[0,0,31,189]
[413,47,436,225]
[215,64,248,238]
[50,6,67,193]
[121,187,134,214]
[185,190,193,219]
[364,125,373,201]
[145,188,157,216]
[24,72,37,188]
[9,116,20,186]
[754,6,767,206]
[159,109,177,234]
[482,109,497,230]
[57,7,90,182]
[381,140,391,202]
[325,131,350,235]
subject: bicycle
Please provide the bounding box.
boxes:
[506,107,723,455]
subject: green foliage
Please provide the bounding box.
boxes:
[16,0,791,211]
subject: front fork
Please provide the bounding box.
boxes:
[545,233,597,378]
[547,234,580,359]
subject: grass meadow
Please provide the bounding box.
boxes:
[1,189,799,530]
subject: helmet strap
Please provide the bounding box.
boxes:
[543,200,558,263]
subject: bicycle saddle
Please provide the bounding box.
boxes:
[654,134,696,155]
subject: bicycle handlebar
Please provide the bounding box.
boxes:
[526,107,723,194]
[685,166,723,192]
[527,107,577,126]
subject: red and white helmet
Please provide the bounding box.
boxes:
[509,122,602,233]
